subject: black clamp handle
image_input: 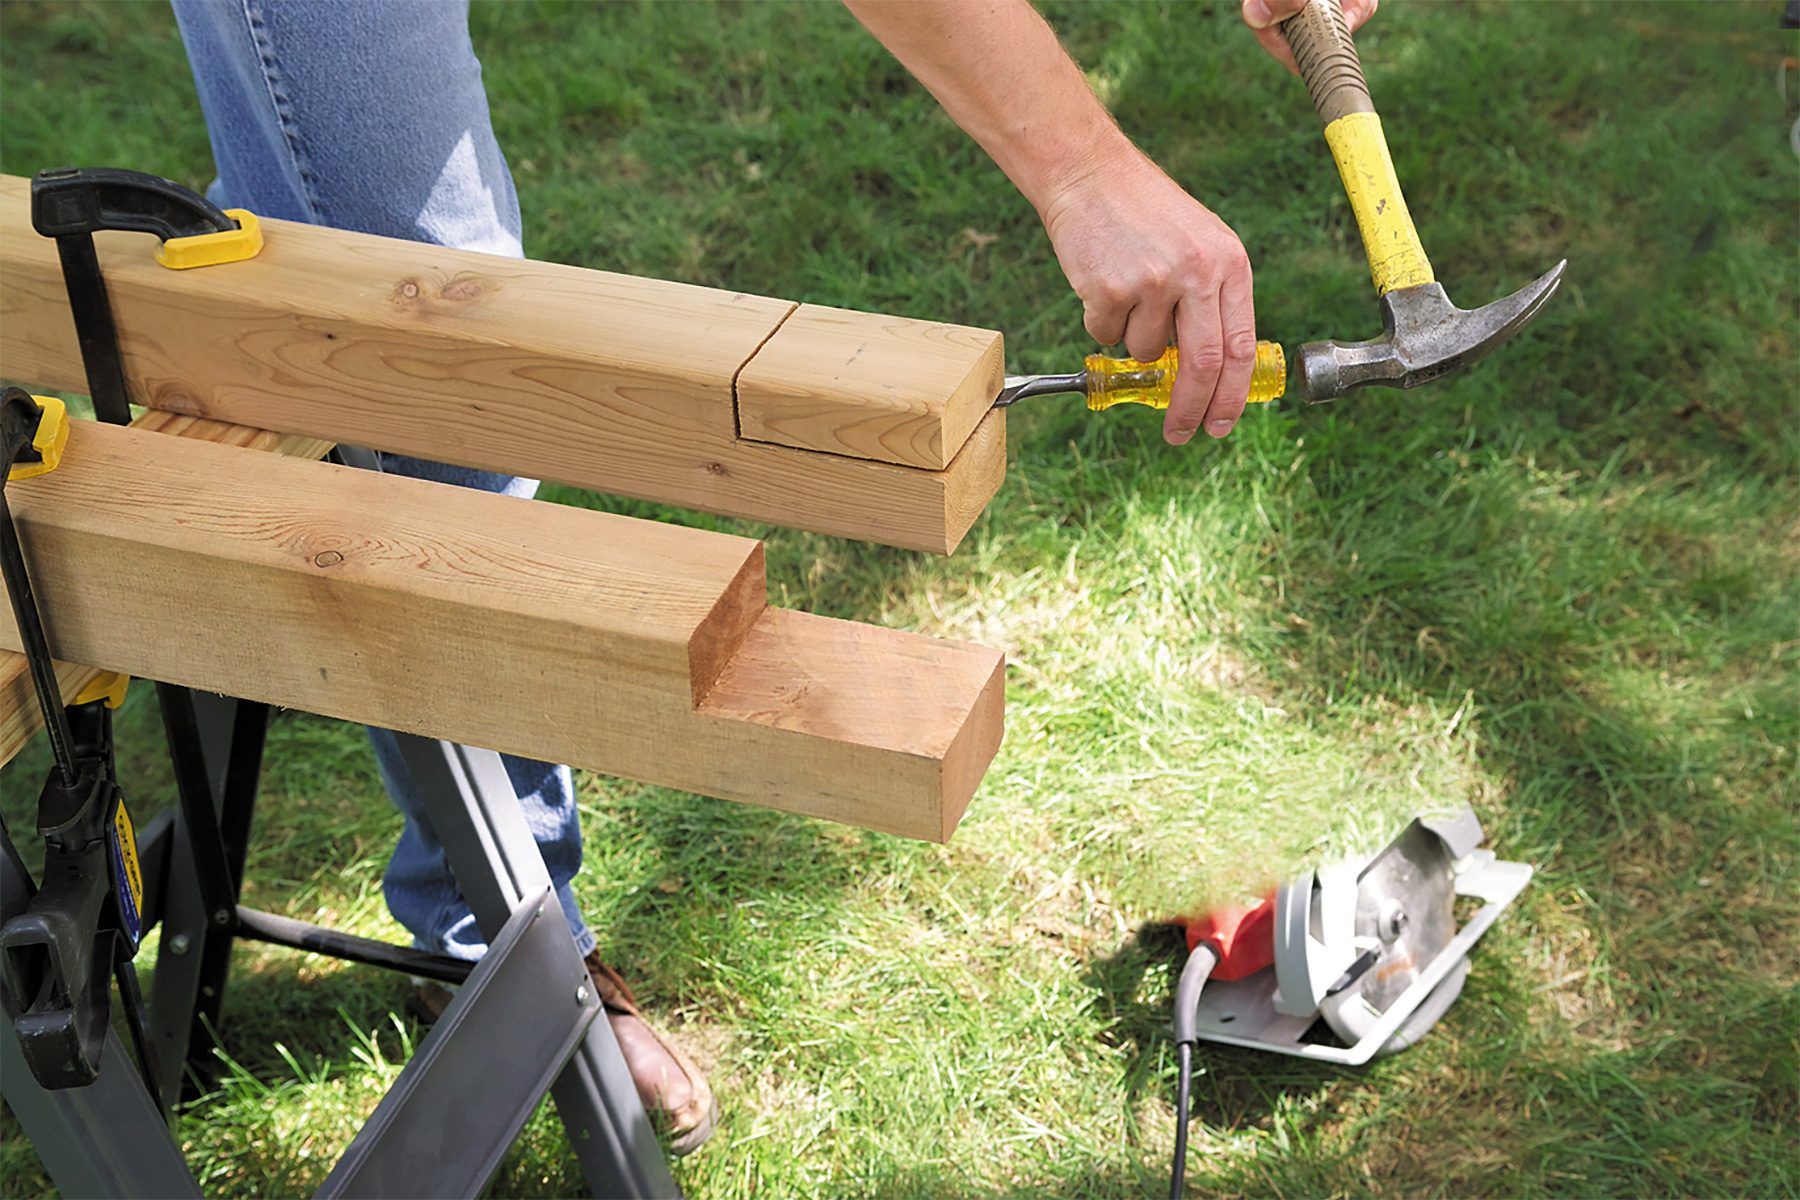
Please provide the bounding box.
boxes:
[0,699,134,1091]
[31,166,240,242]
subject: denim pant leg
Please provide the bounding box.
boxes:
[171,0,591,958]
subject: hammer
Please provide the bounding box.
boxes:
[1279,0,1566,402]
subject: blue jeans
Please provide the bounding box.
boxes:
[172,0,592,960]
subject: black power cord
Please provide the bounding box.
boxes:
[1169,942,1219,1198]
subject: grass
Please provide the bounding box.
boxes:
[2,0,1796,1195]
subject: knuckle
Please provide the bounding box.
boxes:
[1187,348,1226,376]
[1223,331,1259,362]
[1225,241,1252,278]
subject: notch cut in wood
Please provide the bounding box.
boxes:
[0,419,1002,840]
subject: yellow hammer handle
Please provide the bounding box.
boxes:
[1084,344,1286,412]
[1281,0,1434,295]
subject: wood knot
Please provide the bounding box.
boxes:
[312,550,345,568]
[392,273,494,311]
[438,274,493,302]
[706,462,727,476]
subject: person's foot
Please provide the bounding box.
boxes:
[406,951,717,1156]
[579,950,718,1156]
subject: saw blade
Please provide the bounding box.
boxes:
[1318,821,1459,1045]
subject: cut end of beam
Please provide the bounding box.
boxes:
[1,417,1005,839]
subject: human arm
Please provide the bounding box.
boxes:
[842,0,1255,443]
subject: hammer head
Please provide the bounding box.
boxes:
[1295,261,1567,403]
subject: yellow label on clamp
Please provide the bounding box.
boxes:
[111,798,145,946]
[72,670,130,710]
[7,395,69,481]
[156,208,263,269]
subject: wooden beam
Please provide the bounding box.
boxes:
[0,660,103,773]
[0,174,1005,554]
[0,420,1002,840]
[735,304,1004,470]
[0,408,334,769]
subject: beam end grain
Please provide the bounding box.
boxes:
[940,408,1006,555]
[736,303,1004,471]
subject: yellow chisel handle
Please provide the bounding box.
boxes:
[1084,343,1287,412]
[1281,0,1434,295]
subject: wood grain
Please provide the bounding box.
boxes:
[0,174,1006,553]
[0,420,1002,838]
[736,304,1005,470]
[0,660,103,773]
[0,409,334,770]
[698,609,1005,841]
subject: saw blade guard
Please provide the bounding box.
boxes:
[1192,809,1533,1064]
[1272,861,1359,1018]
[1314,821,1461,1046]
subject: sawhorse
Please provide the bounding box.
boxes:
[2,689,679,1197]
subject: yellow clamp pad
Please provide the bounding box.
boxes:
[72,670,131,710]
[156,208,263,269]
[1322,112,1435,295]
[7,395,69,481]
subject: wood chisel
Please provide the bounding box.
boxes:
[993,341,1287,411]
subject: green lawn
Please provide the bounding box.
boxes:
[2,1,1795,1196]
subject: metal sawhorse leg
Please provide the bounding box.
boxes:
[3,692,679,1197]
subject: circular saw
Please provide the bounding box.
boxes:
[1181,809,1531,1065]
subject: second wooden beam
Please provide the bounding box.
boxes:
[1,420,1003,840]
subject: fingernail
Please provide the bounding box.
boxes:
[1168,428,1195,445]
[1243,0,1274,27]
[1207,419,1235,437]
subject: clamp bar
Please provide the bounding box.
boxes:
[0,388,78,785]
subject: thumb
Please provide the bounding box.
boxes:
[1241,0,1306,29]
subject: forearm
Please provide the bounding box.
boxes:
[841,0,1143,215]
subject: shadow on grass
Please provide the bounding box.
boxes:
[573,785,920,1010]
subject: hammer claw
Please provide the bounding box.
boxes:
[1296,259,1567,403]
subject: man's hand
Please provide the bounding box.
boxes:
[1039,151,1255,444]
[845,0,1265,444]
[1242,0,1378,74]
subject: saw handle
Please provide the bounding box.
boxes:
[1280,0,1435,296]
